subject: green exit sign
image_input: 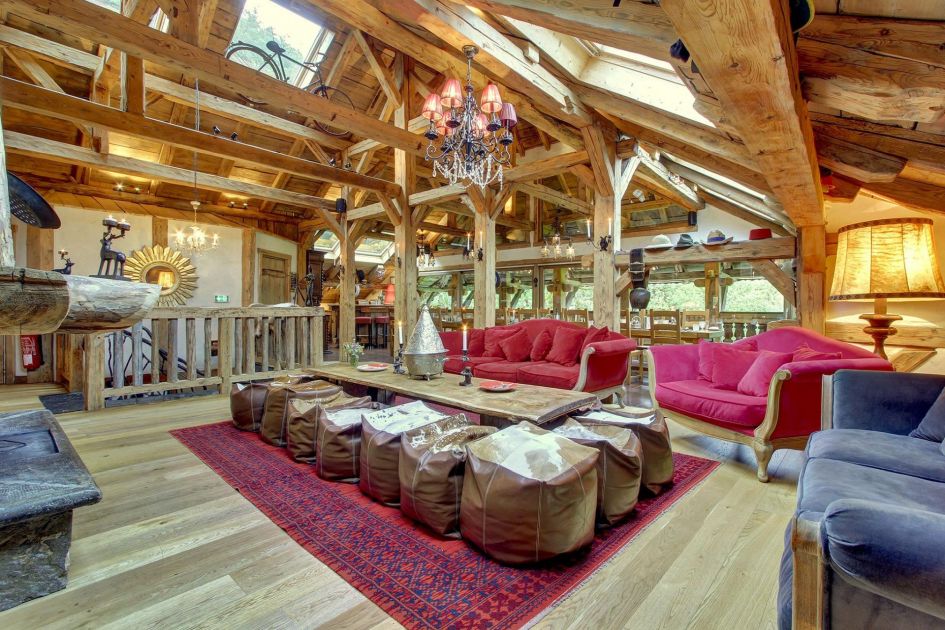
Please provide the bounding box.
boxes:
[214,295,229,303]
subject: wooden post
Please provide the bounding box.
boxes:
[82,333,105,411]
[152,217,168,248]
[26,225,55,383]
[473,197,497,328]
[242,228,256,306]
[338,190,357,357]
[393,55,419,337]
[0,104,15,267]
[798,225,827,334]
[218,316,233,393]
[122,53,145,115]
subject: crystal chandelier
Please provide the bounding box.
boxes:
[421,45,518,189]
[174,77,220,256]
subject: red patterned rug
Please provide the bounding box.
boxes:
[172,422,718,629]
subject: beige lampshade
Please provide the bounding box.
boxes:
[830,218,945,301]
[156,270,176,289]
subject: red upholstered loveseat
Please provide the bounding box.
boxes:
[440,319,636,403]
[648,326,892,482]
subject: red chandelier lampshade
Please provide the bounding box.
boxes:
[384,283,396,306]
[499,102,518,128]
[473,113,488,134]
[421,92,443,122]
[480,82,502,114]
[439,78,463,109]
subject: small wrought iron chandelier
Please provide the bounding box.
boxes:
[421,45,518,189]
[174,77,220,256]
[416,232,436,270]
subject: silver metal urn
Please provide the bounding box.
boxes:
[403,304,448,380]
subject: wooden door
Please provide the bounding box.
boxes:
[259,251,290,305]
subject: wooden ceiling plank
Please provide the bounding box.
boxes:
[802,14,945,70]
[12,0,427,156]
[352,31,402,109]
[815,133,906,183]
[660,0,824,227]
[0,23,99,73]
[631,143,703,211]
[861,177,945,215]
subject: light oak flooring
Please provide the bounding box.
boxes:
[0,383,803,630]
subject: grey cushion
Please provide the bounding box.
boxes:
[911,386,945,442]
[807,429,945,483]
[777,520,794,630]
[824,499,945,621]
[798,458,945,521]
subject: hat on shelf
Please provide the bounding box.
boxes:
[704,229,733,246]
[749,228,773,240]
[644,234,674,250]
[675,234,699,249]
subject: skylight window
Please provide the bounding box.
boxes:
[87,0,119,11]
[230,0,331,86]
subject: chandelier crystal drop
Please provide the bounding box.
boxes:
[421,45,517,189]
[174,77,220,256]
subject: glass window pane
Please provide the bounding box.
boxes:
[723,278,785,313]
[647,282,706,311]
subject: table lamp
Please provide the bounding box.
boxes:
[830,218,945,359]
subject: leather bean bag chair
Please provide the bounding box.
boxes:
[573,410,675,495]
[261,379,342,447]
[314,402,384,481]
[461,421,599,564]
[230,372,321,432]
[553,418,643,526]
[399,416,496,537]
[359,401,448,505]
[286,393,373,463]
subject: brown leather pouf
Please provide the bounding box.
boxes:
[230,372,320,432]
[399,416,496,537]
[461,422,599,564]
[260,379,342,447]
[359,401,448,506]
[286,393,373,463]
[314,403,381,482]
[553,419,643,526]
[572,410,674,495]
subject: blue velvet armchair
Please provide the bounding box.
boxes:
[780,370,945,630]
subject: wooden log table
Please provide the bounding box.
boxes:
[304,363,598,428]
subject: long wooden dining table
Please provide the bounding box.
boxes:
[628,328,724,343]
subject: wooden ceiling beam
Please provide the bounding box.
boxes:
[454,0,675,61]
[0,23,100,74]
[352,31,402,109]
[2,78,400,198]
[660,0,824,227]
[802,14,945,70]
[4,130,336,212]
[513,182,591,215]
[631,143,703,211]
[860,177,945,215]
[815,134,906,183]
[11,0,426,157]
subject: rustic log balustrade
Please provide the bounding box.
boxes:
[75,306,324,411]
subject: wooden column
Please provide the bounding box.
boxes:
[473,203,496,327]
[152,217,168,248]
[338,189,357,356]
[393,55,419,337]
[798,225,826,334]
[241,228,255,306]
[26,225,55,383]
[0,104,14,267]
[704,262,722,324]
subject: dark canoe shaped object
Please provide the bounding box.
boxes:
[8,172,60,229]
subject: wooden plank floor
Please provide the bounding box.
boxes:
[0,384,802,629]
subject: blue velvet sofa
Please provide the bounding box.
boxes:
[779,369,945,630]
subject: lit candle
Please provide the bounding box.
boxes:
[586,218,591,238]
[103,215,118,228]
[118,216,131,231]
[462,324,468,352]
[466,232,471,249]
[398,320,404,346]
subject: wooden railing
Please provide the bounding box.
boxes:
[80,306,324,411]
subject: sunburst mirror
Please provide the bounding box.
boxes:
[124,245,198,306]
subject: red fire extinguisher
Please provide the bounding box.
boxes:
[20,335,43,371]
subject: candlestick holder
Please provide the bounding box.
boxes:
[393,343,406,375]
[458,350,473,386]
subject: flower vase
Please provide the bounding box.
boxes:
[348,354,360,369]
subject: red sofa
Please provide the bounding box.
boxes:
[648,326,892,482]
[439,319,636,403]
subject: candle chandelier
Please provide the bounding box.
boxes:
[174,77,220,256]
[417,232,437,270]
[540,218,574,260]
[421,45,518,189]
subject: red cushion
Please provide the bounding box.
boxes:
[793,344,842,362]
[697,340,716,381]
[737,350,794,397]
[355,316,372,324]
[474,361,532,381]
[708,345,759,390]
[469,328,486,356]
[530,330,553,362]
[546,327,586,366]
[656,380,768,430]
[483,327,518,358]
[442,355,503,375]
[516,362,579,389]
[582,326,609,350]
[499,329,531,362]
